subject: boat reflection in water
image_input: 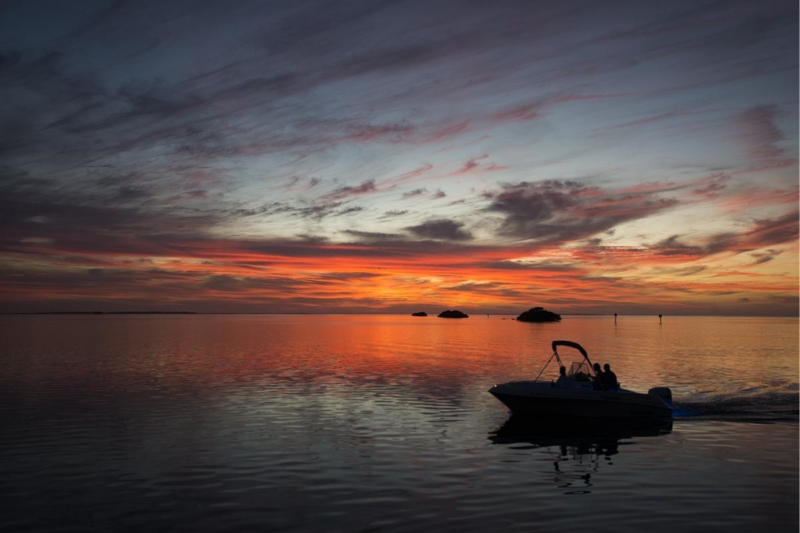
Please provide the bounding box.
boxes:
[489,415,673,495]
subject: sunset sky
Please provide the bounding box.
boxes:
[1,0,797,315]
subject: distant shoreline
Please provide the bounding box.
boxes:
[0,311,200,315]
[1,312,797,318]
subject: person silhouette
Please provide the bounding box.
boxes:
[602,363,619,391]
[555,366,570,388]
[592,363,606,391]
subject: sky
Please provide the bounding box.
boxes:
[0,0,798,315]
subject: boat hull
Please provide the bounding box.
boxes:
[489,385,672,419]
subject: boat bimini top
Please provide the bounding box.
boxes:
[532,340,596,383]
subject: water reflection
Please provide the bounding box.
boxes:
[489,416,673,494]
[0,315,796,531]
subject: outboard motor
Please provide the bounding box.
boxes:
[648,387,673,407]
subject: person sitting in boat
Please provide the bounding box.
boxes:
[602,363,619,391]
[592,363,606,391]
[555,366,571,388]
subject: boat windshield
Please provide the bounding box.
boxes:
[568,361,593,380]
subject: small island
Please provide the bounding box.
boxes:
[516,307,561,322]
[438,310,469,319]
[411,311,428,317]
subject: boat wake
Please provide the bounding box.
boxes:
[672,383,799,422]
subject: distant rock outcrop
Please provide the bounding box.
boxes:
[411,311,428,317]
[516,307,561,322]
[438,310,469,318]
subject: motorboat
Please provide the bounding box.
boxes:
[489,340,673,419]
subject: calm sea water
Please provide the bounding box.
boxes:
[0,315,797,532]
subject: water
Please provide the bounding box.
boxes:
[0,315,797,532]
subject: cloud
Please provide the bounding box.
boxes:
[204,274,248,292]
[459,157,482,173]
[0,171,224,256]
[651,266,707,277]
[295,234,329,244]
[476,260,579,272]
[337,206,364,216]
[314,272,382,281]
[439,280,525,298]
[742,211,799,249]
[0,0,797,316]
[452,155,489,175]
[400,187,446,201]
[342,230,405,241]
[675,211,797,258]
[651,235,705,257]
[732,105,786,160]
[691,173,731,200]
[485,179,679,243]
[401,188,427,199]
[233,201,365,221]
[650,211,798,257]
[319,179,377,202]
[342,121,416,142]
[488,102,543,123]
[405,219,473,241]
[272,176,322,193]
[751,249,782,265]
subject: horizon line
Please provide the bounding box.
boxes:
[1,311,798,318]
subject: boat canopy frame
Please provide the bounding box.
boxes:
[533,340,596,383]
